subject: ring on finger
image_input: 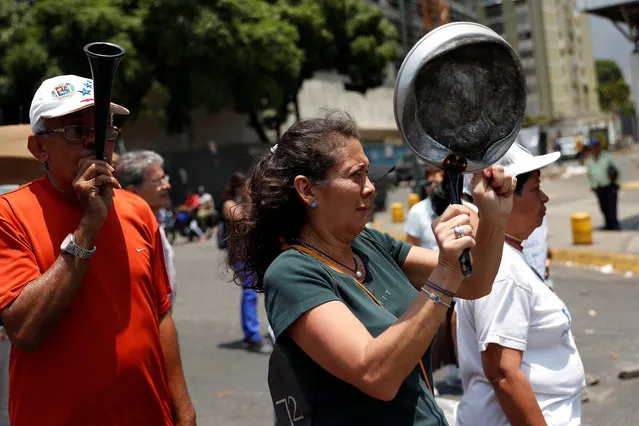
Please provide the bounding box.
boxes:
[454,225,465,239]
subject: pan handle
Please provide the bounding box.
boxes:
[443,157,472,277]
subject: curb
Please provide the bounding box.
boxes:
[551,248,639,275]
[621,181,639,191]
[371,220,406,243]
[370,222,639,275]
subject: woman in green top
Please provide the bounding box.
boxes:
[227,111,516,425]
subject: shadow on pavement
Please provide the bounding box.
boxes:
[619,214,639,230]
[217,339,250,351]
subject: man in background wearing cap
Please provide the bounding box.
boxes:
[456,144,585,426]
[586,138,621,231]
[0,75,195,425]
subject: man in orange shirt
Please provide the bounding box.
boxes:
[0,75,195,426]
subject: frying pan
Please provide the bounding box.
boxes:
[394,22,527,276]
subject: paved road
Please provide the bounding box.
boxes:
[171,237,639,426]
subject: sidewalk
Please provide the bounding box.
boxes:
[372,153,639,275]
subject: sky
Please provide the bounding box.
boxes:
[578,0,636,89]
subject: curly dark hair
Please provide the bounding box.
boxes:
[227,110,360,291]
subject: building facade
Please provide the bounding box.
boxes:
[478,0,601,120]
[364,0,478,70]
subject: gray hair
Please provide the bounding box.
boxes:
[116,150,165,188]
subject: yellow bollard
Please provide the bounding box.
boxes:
[391,202,405,223]
[571,212,592,245]
[408,193,420,209]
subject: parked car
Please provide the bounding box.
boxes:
[556,136,578,160]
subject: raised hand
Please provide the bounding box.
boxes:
[470,165,516,225]
[72,157,121,243]
[432,204,476,277]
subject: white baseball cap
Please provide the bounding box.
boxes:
[29,75,129,134]
[463,143,560,196]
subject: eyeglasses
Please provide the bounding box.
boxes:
[38,125,120,142]
[146,175,170,187]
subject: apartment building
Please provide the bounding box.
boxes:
[478,0,601,120]
[364,0,478,69]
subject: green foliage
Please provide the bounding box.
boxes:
[0,0,398,144]
[595,59,632,114]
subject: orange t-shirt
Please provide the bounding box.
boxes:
[0,177,174,426]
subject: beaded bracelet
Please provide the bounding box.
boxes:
[420,287,452,308]
[424,280,455,298]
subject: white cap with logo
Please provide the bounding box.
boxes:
[29,74,130,134]
[463,143,561,196]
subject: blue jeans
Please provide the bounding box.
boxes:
[241,288,261,343]
[236,265,261,343]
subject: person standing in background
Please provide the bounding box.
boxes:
[221,172,271,354]
[404,168,444,250]
[116,150,177,303]
[586,138,621,231]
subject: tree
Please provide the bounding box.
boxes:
[0,0,398,145]
[0,1,51,125]
[135,0,304,138]
[595,59,632,114]
[253,0,398,142]
[0,0,147,125]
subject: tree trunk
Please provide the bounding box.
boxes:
[294,94,301,121]
[248,111,272,144]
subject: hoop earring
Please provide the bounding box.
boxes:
[311,202,317,209]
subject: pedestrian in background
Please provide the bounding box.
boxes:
[586,138,621,230]
[227,110,517,425]
[404,167,444,250]
[456,144,585,426]
[222,172,271,354]
[116,150,177,303]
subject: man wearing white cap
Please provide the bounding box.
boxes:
[455,144,585,426]
[0,75,195,425]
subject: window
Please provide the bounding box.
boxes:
[518,31,532,41]
[485,4,502,18]
[516,0,527,4]
[489,22,505,33]
[520,50,534,59]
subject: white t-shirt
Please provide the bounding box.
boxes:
[404,198,439,251]
[455,244,585,426]
[523,216,549,281]
[158,223,177,304]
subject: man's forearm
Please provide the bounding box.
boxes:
[492,370,547,426]
[2,251,89,351]
[159,312,195,425]
[1,222,97,351]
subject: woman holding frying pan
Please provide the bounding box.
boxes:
[227,110,516,425]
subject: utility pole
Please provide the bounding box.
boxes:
[421,0,449,34]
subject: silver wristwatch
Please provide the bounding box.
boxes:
[60,233,96,259]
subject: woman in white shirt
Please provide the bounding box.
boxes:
[405,168,444,250]
[456,144,585,426]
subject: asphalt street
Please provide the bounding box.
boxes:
[172,237,639,426]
